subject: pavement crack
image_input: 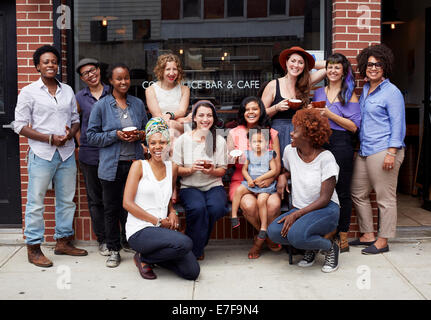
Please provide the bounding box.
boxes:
[0,246,24,269]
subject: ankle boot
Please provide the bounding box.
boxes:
[339,232,350,253]
[54,236,88,256]
[27,244,53,268]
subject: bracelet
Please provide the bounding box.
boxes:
[155,217,162,227]
[386,151,397,157]
[48,134,53,146]
[166,111,175,120]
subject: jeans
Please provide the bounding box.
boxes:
[267,201,340,251]
[128,227,200,280]
[271,118,294,156]
[25,149,77,245]
[100,161,131,251]
[79,161,105,244]
[179,186,228,258]
[326,130,354,233]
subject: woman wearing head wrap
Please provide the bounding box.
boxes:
[123,118,200,280]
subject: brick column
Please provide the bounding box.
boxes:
[332,0,381,238]
[16,0,93,243]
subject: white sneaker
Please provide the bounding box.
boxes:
[321,242,339,273]
[297,250,316,267]
[106,251,121,268]
[99,243,110,256]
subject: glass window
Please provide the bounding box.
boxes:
[183,0,201,18]
[227,0,244,17]
[270,0,286,15]
[74,0,325,122]
[205,0,224,19]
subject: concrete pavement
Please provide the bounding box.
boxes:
[0,238,430,300]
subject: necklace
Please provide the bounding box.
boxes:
[117,106,128,119]
[325,86,340,108]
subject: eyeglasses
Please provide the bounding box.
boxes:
[81,67,98,78]
[366,62,383,70]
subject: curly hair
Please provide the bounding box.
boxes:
[33,45,60,68]
[292,108,331,148]
[153,53,184,84]
[356,44,394,79]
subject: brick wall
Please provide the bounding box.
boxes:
[332,0,381,238]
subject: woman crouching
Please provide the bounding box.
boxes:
[267,108,341,273]
[123,118,200,280]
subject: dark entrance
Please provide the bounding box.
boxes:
[0,0,21,226]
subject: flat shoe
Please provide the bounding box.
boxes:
[134,253,157,279]
[361,244,389,255]
[348,238,376,247]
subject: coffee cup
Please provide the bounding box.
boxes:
[122,126,138,138]
[288,99,302,110]
[311,101,326,108]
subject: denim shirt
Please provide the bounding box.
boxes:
[359,79,406,157]
[87,94,148,181]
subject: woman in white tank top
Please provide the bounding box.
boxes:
[123,117,200,280]
[145,54,191,136]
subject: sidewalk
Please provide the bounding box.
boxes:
[1,237,430,300]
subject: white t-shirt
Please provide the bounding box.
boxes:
[282,145,339,209]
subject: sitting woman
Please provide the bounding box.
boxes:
[123,118,200,280]
[267,108,341,273]
[173,100,228,260]
[227,96,282,259]
[145,53,191,137]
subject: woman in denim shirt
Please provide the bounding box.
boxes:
[87,63,148,267]
[350,45,406,255]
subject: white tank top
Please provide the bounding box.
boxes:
[125,160,172,240]
[152,82,182,114]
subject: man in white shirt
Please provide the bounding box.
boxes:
[14,45,87,268]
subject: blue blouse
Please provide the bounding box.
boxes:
[87,94,148,181]
[358,79,406,157]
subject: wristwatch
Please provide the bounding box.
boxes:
[155,218,162,227]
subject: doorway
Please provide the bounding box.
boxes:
[0,0,21,226]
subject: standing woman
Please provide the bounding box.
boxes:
[311,53,361,253]
[14,45,87,267]
[173,100,228,260]
[227,96,282,259]
[123,118,199,280]
[87,63,148,267]
[145,53,191,137]
[261,46,327,154]
[350,44,405,254]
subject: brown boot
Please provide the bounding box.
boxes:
[27,244,53,268]
[339,232,350,253]
[54,236,88,256]
[324,229,337,240]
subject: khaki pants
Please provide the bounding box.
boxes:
[351,149,405,238]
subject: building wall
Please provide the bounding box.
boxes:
[16,0,382,242]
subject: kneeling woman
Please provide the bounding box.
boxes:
[123,118,200,280]
[267,108,341,273]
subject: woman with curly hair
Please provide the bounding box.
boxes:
[349,44,405,255]
[311,52,361,253]
[267,108,341,273]
[145,53,191,136]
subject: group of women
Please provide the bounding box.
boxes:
[16,43,405,279]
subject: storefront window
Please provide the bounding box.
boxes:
[74,0,326,120]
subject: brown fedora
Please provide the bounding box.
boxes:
[279,46,315,72]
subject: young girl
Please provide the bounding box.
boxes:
[231,127,278,251]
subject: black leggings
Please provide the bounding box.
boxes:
[326,130,354,233]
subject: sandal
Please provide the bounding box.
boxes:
[266,237,282,252]
[248,237,265,259]
[231,217,240,229]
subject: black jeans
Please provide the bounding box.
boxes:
[100,161,131,251]
[79,161,105,244]
[326,130,354,233]
[128,227,200,280]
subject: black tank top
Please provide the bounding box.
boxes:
[270,79,297,120]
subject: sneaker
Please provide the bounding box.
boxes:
[98,243,110,256]
[106,251,121,268]
[297,250,316,267]
[322,242,339,273]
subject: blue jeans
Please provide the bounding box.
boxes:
[267,201,340,251]
[128,227,200,280]
[271,118,294,156]
[179,186,228,258]
[25,149,77,245]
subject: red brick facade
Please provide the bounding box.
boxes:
[16,0,382,242]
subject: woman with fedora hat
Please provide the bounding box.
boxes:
[261,46,327,154]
